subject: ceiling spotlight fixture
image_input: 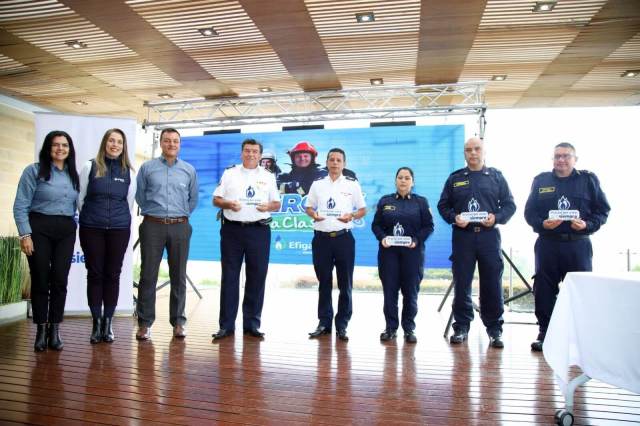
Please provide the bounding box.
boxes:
[621,70,640,78]
[198,27,218,37]
[370,78,384,86]
[158,93,173,99]
[258,87,272,92]
[532,1,557,12]
[72,100,88,106]
[491,75,507,81]
[65,40,87,49]
[355,12,375,23]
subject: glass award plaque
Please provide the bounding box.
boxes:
[386,236,413,247]
[548,210,580,220]
[318,208,342,218]
[460,211,489,222]
[240,185,263,206]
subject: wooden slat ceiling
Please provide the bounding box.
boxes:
[0,0,638,122]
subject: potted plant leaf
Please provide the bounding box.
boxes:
[0,236,28,323]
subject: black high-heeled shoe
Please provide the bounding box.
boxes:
[90,317,103,344]
[48,323,64,351]
[34,324,47,352]
[102,316,114,343]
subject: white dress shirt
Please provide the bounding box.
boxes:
[307,174,365,232]
[213,164,279,222]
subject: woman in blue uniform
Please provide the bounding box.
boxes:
[78,128,135,344]
[13,130,80,352]
[372,167,434,343]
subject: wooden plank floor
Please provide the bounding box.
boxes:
[0,287,638,425]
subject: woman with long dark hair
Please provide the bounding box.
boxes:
[78,128,135,344]
[371,167,434,343]
[13,130,80,352]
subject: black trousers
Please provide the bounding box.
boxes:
[533,236,592,335]
[378,245,422,332]
[136,220,191,327]
[312,231,355,331]
[219,222,271,331]
[27,213,76,324]
[451,227,504,336]
[79,226,131,317]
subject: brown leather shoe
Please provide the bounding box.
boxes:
[173,325,186,338]
[136,326,151,341]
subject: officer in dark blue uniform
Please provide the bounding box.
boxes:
[372,167,434,343]
[525,142,610,352]
[437,137,516,348]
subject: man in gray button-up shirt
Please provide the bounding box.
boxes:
[135,128,198,340]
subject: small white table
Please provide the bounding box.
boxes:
[544,272,640,425]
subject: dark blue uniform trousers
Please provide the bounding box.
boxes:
[312,231,355,331]
[378,246,422,332]
[451,227,504,336]
[533,236,592,335]
[219,222,271,331]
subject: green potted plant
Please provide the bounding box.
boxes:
[0,236,28,323]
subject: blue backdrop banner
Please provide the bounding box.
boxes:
[181,124,465,268]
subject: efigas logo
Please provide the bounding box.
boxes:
[273,235,312,253]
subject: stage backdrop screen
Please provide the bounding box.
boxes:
[181,124,465,268]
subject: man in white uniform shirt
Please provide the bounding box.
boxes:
[211,139,281,340]
[305,148,366,341]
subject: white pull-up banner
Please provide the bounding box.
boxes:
[35,112,137,315]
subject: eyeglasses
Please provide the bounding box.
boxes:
[553,154,574,160]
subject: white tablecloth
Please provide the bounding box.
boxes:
[544,272,640,397]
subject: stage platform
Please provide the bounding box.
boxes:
[0,287,638,425]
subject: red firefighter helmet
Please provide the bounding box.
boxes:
[287,141,318,160]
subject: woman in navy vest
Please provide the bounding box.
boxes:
[13,130,80,352]
[78,128,135,344]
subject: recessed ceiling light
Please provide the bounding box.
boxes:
[356,12,375,23]
[532,1,556,12]
[370,78,384,86]
[158,93,173,99]
[259,87,272,92]
[72,100,88,106]
[491,75,507,81]
[198,27,218,37]
[621,70,640,78]
[65,40,87,49]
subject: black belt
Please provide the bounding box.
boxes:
[542,233,589,242]
[314,229,350,238]
[456,225,494,233]
[224,218,270,227]
[144,216,188,225]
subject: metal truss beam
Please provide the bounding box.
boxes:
[143,82,486,130]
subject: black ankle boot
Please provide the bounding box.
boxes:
[48,323,64,351]
[34,324,47,352]
[90,317,103,344]
[102,316,114,343]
